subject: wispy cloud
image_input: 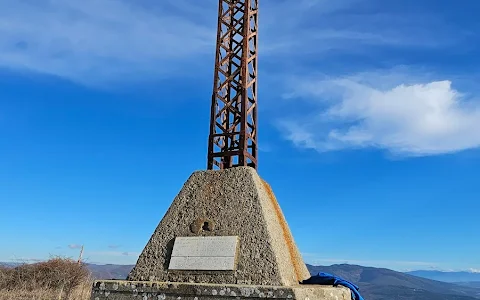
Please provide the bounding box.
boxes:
[302,254,439,271]
[306,257,437,267]
[0,0,215,85]
[279,70,480,156]
[88,251,139,257]
[68,244,83,249]
[260,0,463,58]
[80,250,139,264]
[469,268,480,273]
[11,258,43,263]
[0,0,468,86]
[108,244,121,249]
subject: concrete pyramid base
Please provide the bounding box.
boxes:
[128,167,309,286]
[91,167,350,299]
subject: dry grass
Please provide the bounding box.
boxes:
[0,257,92,300]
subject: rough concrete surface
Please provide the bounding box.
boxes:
[127,167,311,286]
[91,280,351,300]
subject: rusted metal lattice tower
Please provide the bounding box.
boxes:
[207,0,258,170]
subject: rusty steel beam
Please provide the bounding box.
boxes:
[207,0,259,170]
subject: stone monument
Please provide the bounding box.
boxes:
[91,0,350,299]
[91,167,350,299]
[127,167,309,286]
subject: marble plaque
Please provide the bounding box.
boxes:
[168,236,239,270]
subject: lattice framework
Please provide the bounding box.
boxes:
[207,0,258,170]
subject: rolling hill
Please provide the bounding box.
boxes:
[308,264,480,300]
[458,283,480,289]
[4,261,480,300]
[86,263,480,299]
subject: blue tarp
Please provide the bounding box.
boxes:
[302,272,365,300]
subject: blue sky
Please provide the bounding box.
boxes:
[0,0,479,273]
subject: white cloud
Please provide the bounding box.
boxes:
[0,0,215,84]
[280,73,480,156]
[260,1,463,58]
[68,244,83,249]
[469,268,480,273]
[11,258,42,263]
[0,0,466,86]
[301,254,439,271]
[0,0,361,84]
[79,250,139,264]
[88,251,139,257]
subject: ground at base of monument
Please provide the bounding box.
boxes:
[91,280,351,300]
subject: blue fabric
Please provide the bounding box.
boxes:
[302,272,365,300]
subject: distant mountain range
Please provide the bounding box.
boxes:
[86,263,134,280]
[406,270,480,283]
[83,263,480,300]
[3,261,480,300]
[308,264,480,300]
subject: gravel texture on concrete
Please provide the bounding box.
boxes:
[91,280,351,300]
[127,167,310,286]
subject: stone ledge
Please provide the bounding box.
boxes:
[91,280,351,300]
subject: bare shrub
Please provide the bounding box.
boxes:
[0,257,92,300]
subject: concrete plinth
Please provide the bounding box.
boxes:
[91,280,351,300]
[128,167,310,286]
[92,167,348,300]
